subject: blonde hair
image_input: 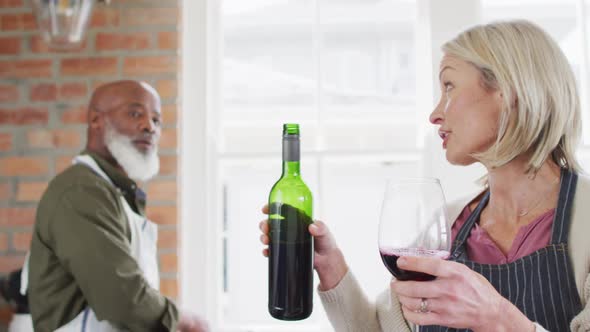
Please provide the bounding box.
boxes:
[442,20,582,174]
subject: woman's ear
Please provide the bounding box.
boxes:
[511,95,518,110]
[497,89,518,111]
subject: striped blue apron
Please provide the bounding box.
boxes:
[422,169,583,332]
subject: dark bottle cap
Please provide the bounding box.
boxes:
[282,124,300,161]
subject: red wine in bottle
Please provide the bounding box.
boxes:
[268,124,314,320]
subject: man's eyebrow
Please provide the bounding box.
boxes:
[127,102,145,108]
[124,101,161,114]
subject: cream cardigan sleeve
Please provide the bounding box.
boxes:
[570,274,590,331]
[318,271,411,332]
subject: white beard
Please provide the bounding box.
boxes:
[104,123,160,182]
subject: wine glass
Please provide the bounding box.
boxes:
[378,178,451,330]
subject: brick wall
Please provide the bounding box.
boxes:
[0,0,181,327]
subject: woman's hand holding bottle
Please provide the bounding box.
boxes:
[259,204,348,291]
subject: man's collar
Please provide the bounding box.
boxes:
[81,150,138,194]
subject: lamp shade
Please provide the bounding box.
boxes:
[32,0,95,50]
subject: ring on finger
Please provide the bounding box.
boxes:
[417,298,429,314]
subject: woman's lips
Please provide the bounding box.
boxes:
[438,131,450,149]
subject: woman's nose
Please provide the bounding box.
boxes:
[429,102,444,125]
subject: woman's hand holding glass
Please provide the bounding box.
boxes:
[259,204,348,291]
[390,256,535,332]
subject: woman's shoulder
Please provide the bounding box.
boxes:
[568,172,590,299]
[575,172,590,194]
[572,173,590,217]
[571,172,590,223]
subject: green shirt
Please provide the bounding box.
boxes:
[28,152,179,332]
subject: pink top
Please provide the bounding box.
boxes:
[451,205,555,264]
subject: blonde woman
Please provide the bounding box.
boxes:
[259,20,590,331]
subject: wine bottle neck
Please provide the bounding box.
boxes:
[282,135,300,176]
[282,161,300,176]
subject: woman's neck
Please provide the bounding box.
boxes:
[484,156,561,223]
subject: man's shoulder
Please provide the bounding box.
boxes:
[39,164,119,212]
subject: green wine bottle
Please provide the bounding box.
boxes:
[268,123,314,321]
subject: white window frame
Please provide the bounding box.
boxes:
[179,0,220,321]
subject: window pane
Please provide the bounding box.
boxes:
[320,0,418,151]
[320,0,416,103]
[221,0,419,154]
[222,0,316,154]
[320,156,421,301]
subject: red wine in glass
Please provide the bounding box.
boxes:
[378,177,451,289]
[379,247,450,281]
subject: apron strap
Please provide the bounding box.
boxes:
[72,155,114,187]
[450,190,489,260]
[550,169,577,245]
